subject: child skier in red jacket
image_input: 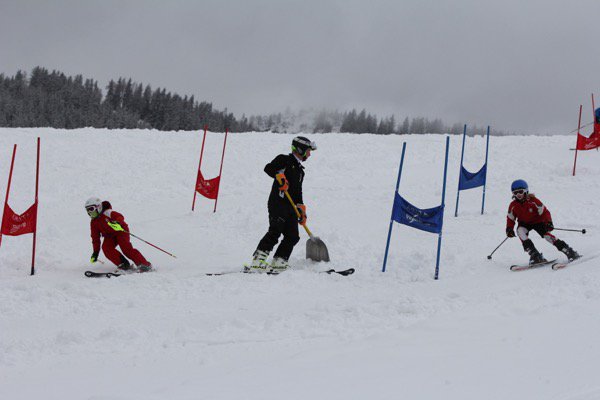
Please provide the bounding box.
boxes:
[506,180,580,265]
[85,197,152,272]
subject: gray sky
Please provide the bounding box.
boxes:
[1,0,599,134]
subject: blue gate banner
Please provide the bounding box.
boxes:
[458,164,487,191]
[391,193,444,234]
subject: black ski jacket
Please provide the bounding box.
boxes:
[264,153,305,217]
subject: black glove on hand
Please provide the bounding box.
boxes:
[91,252,99,263]
[506,227,515,238]
[545,221,554,232]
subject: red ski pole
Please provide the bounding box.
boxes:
[125,230,177,258]
[102,215,177,258]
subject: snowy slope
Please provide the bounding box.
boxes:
[1,128,599,400]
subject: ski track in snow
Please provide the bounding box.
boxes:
[1,128,599,399]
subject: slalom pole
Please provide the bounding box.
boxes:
[434,136,450,280]
[481,126,490,215]
[31,138,40,276]
[0,144,17,249]
[454,124,467,217]
[192,125,208,211]
[487,237,509,260]
[382,142,406,272]
[213,128,228,213]
[573,105,582,176]
[554,227,586,234]
[592,94,598,152]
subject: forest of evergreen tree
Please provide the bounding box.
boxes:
[0,67,508,135]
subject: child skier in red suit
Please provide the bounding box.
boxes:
[506,180,580,264]
[85,197,152,272]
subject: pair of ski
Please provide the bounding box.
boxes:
[206,268,355,276]
[509,257,580,272]
[85,267,355,278]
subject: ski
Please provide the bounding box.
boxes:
[84,268,151,278]
[323,268,355,276]
[552,255,584,270]
[509,259,557,271]
[84,270,122,278]
[206,268,355,277]
[205,270,280,276]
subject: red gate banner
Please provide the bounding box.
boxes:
[576,132,600,150]
[1,202,37,236]
[196,171,220,200]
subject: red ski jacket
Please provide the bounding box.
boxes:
[506,194,552,230]
[90,201,130,253]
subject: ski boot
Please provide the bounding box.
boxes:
[528,251,547,265]
[138,264,153,273]
[117,258,133,271]
[244,250,270,273]
[555,240,581,262]
[270,257,290,274]
[523,239,547,265]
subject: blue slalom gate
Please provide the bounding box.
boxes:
[382,136,450,280]
[454,125,490,216]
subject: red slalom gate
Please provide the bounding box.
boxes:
[0,138,41,275]
[191,126,229,212]
[573,94,600,176]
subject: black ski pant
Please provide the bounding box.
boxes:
[518,223,570,253]
[257,214,300,260]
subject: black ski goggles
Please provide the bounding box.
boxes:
[512,189,526,195]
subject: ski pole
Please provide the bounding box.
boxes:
[487,237,509,260]
[104,216,177,258]
[110,226,177,258]
[554,227,587,234]
[125,230,177,258]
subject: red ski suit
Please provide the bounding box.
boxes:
[506,194,556,243]
[506,194,552,229]
[90,203,150,266]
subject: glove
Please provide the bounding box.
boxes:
[506,227,515,238]
[90,252,99,263]
[297,204,307,225]
[275,173,289,192]
[107,220,124,232]
[545,221,554,232]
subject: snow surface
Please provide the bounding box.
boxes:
[1,128,599,400]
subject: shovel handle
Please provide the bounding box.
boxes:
[277,176,314,238]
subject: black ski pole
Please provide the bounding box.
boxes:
[554,227,586,234]
[487,237,509,260]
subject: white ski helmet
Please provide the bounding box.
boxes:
[85,197,102,218]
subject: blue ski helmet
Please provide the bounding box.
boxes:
[511,179,528,192]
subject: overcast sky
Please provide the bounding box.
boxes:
[1,0,599,134]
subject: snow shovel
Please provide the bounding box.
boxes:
[280,186,330,262]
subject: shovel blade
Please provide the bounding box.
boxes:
[306,236,330,262]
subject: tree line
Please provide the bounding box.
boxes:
[0,67,508,135]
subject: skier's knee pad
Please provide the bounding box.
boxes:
[517,226,529,241]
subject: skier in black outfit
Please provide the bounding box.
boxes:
[246,136,317,273]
